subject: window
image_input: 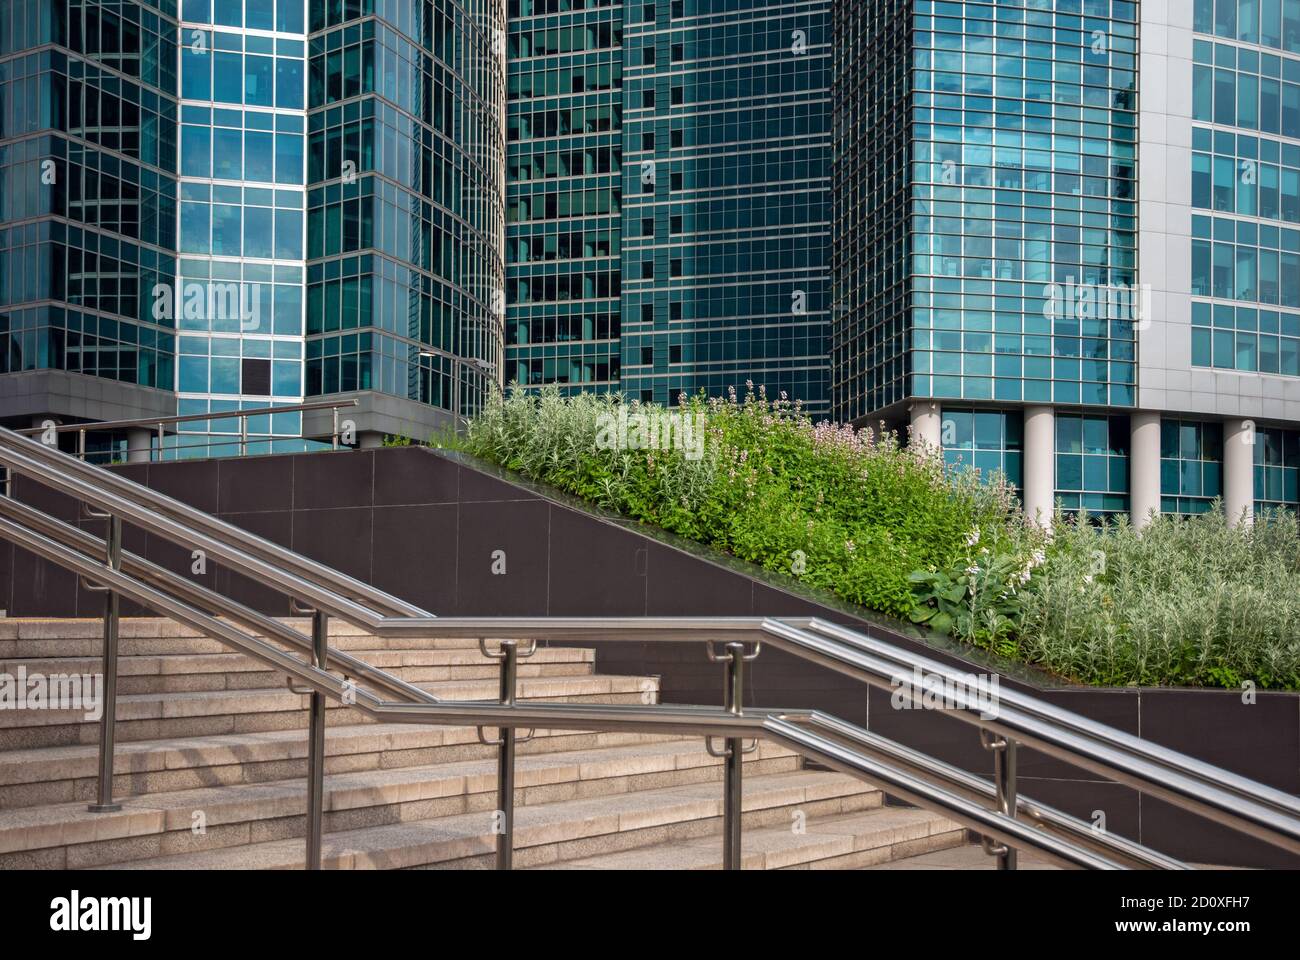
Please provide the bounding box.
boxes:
[242,357,271,395]
[640,346,653,365]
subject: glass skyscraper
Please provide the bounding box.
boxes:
[0,0,505,452]
[0,0,181,459]
[833,0,1300,525]
[176,0,310,456]
[505,0,832,414]
[505,0,623,394]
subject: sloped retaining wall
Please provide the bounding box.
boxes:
[1,445,1296,867]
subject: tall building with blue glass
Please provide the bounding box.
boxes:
[505,0,832,415]
[0,0,181,458]
[0,0,505,453]
[833,0,1300,524]
[505,0,623,394]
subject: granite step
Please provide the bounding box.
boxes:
[95,769,883,870]
[0,618,525,659]
[0,673,661,750]
[0,722,683,809]
[0,739,803,868]
[0,645,595,694]
[540,807,967,870]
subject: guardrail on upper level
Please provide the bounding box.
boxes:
[0,424,1297,871]
[13,399,359,463]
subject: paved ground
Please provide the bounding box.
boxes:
[866,842,1061,870]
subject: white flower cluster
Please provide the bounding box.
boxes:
[1015,548,1047,587]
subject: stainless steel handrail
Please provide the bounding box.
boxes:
[0,427,428,621]
[0,492,440,708]
[0,508,1132,870]
[1,423,1299,870]
[14,399,360,436]
[15,399,361,462]
[360,615,1300,857]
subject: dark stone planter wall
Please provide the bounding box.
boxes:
[1,446,1296,867]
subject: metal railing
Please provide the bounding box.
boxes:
[1,423,1298,871]
[14,399,359,463]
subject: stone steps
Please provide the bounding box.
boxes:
[0,618,965,870]
[0,739,806,868]
[540,808,968,870]
[0,672,660,750]
[0,618,511,659]
[0,646,595,695]
[0,722,682,810]
[94,769,889,870]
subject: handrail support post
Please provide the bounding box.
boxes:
[87,514,122,813]
[722,641,745,870]
[494,640,520,870]
[305,608,328,869]
[981,730,1018,870]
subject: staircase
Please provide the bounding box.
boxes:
[0,617,967,870]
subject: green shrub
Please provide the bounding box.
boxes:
[461,386,1300,690]
[463,385,1021,620]
[1014,510,1300,689]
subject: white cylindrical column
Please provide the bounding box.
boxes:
[125,427,153,464]
[1023,405,1055,527]
[1223,418,1255,527]
[1129,411,1162,529]
[909,401,942,451]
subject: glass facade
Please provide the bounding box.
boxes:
[504,0,622,393]
[940,406,1023,487]
[0,0,505,448]
[908,0,1139,412]
[1055,411,1129,518]
[0,0,180,430]
[621,0,831,412]
[1255,424,1300,510]
[175,0,310,456]
[833,2,1207,523]
[504,0,831,412]
[1189,8,1300,508]
[831,0,910,424]
[305,0,507,425]
[1161,417,1224,515]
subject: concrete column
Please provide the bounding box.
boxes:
[1129,411,1162,529]
[908,401,942,451]
[1223,418,1255,527]
[1023,405,1055,527]
[125,427,153,464]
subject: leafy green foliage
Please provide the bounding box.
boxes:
[460,386,1300,690]
[1014,509,1300,689]
[463,385,1019,621]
